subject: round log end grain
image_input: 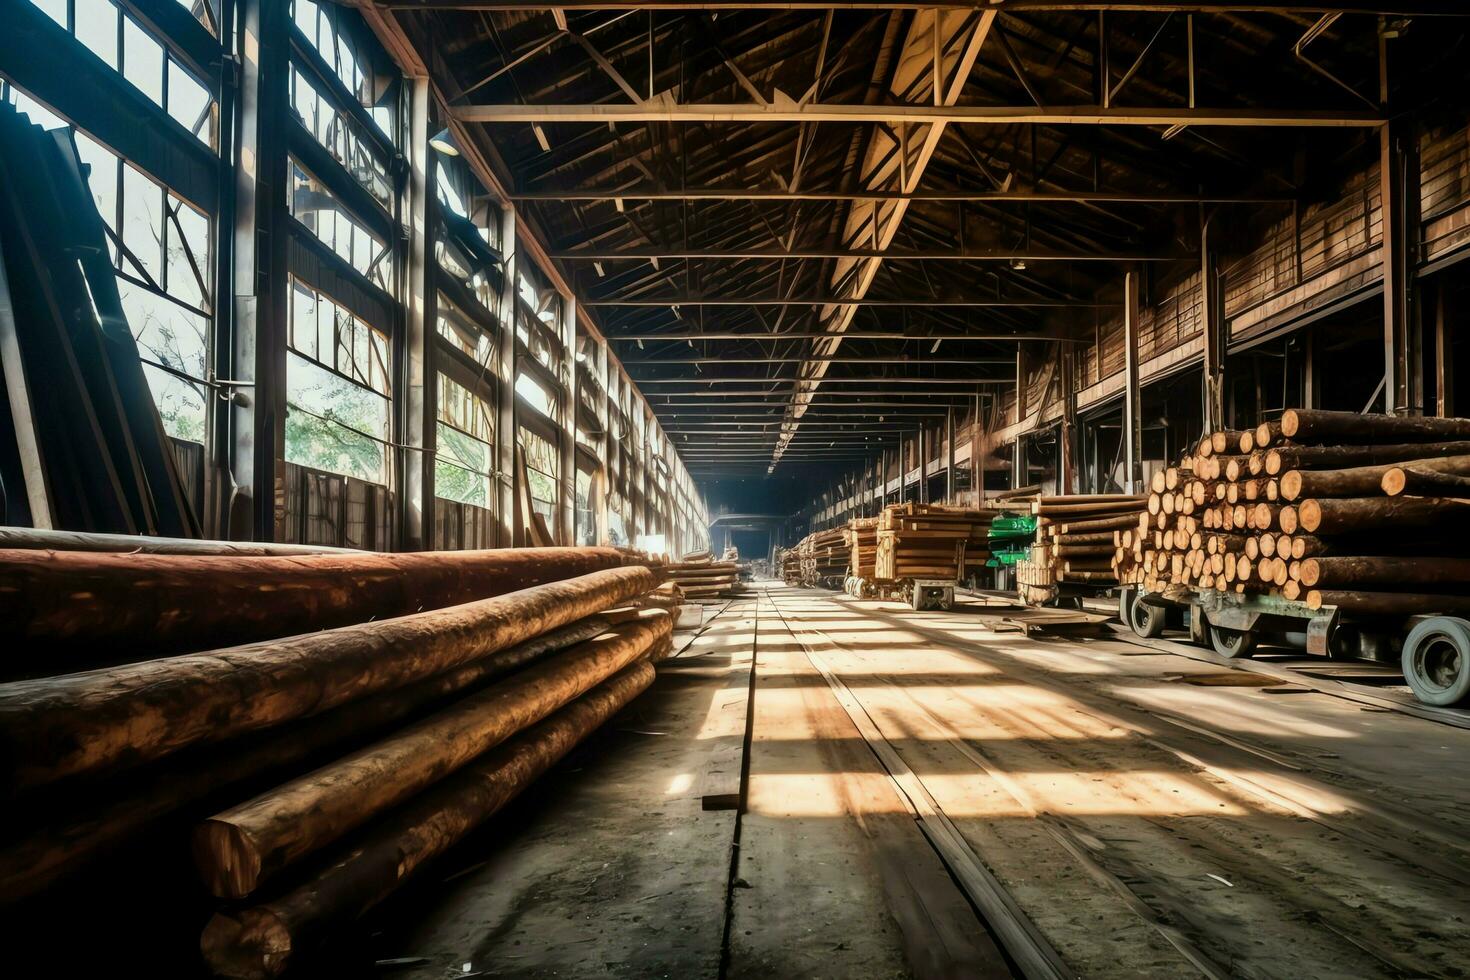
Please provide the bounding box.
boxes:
[1256,421,1273,449]
[201,907,292,980]
[1298,558,1321,587]
[194,819,262,901]
[1280,470,1302,501]
[1381,467,1407,497]
[1265,450,1283,476]
[1281,410,1302,439]
[1296,499,1320,533]
[1280,505,1300,534]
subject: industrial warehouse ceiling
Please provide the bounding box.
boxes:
[366,1,1467,479]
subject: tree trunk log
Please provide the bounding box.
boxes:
[0,546,634,662]
[1296,497,1470,535]
[1298,556,1470,591]
[193,611,670,899]
[1307,590,1470,616]
[1379,455,1470,495]
[1282,409,1470,444]
[1281,454,1470,501]
[1266,441,1470,475]
[0,527,351,556]
[0,615,612,901]
[199,662,654,980]
[0,565,656,794]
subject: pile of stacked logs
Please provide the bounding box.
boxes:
[1117,409,1470,615]
[778,546,801,585]
[801,526,849,587]
[664,550,744,599]
[1013,494,1147,588]
[0,545,668,977]
[846,517,879,583]
[874,503,995,582]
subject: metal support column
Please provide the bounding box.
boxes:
[918,427,928,503]
[1059,343,1076,495]
[1437,286,1456,417]
[945,407,955,503]
[400,77,436,551]
[1380,33,1421,415]
[495,208,518,546]
[558,297,577,545]
[1200,208,1226,431]
[1122,267,1144,494]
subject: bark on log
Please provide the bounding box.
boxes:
[1254,420,1284,450]
[1296,497,1470,535]
[199,662,654,980]
[1281,409,1470,444]
[1380,455,1470,495]
[1306,590,1470,616]
[1266,441,1470,475]
[1298,556,1470,591]
[0,615,611,901]
[1282,454,1470,501]
[194,610,671,899]
[0,565,657,794]
[0,547,634,660]
[0,527,352,556]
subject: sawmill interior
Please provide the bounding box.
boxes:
[6,0,1470,977]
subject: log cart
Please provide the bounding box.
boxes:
[1113,409,1470,708]
[1012,494,1149,610]
[872,504,996,610]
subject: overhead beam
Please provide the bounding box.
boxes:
[609,331,1081,342]
[392,2,1465,12]
[512,188,1292,203]
[584,297,1109,308]
[455,103,1383,128]
[618,356,1012,364]
[628,377,1012,385]
[554,246,1182,261]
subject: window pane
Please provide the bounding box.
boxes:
[32,0,67,27]
[291,281,318,359]
[167,58,213,145]
[165,195,210,309]
[122,16,164,105]
[121,163,162,282]
[142,363,207,443]
[121,281,208,380]
[286,352,388,483]
[75,0,119,69]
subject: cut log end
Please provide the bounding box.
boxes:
[1281,409,1302,439]
[1279,470,1302,501]
[194,819,263,901]
[1381,468,1407,496]
[200,907,293,980]
[1296,498,1321,533]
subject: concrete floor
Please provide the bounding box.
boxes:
[372,583,1470,980]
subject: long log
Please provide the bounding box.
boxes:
[1266,441,1470,475]
[199,661,654,980]
[0,546,634,658]
[1281,409,1470,445]
[1282,454,1470,501]
[1298,556,1470,591]
[1296,497,1470,535]
[1056,513,1146,535]
[0,527,353,556]
[1306,590,1470,616]
[0,615,612,901]
[194,610,671,899]
[1380,455,1470,495]
[0,565,657,794]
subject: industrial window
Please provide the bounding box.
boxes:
[1,82,213,445]
[285,279,391,484]
[33,0,217,147]
[437,292,495,366]
[288,156,394,293]
[515,371,558,421]
[288,67,391,209]
[436,375,495,509]
[519,424,558,529]
[291,0,398,143]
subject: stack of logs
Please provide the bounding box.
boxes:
[1116,409,1470,616]
[801,526,849,587]
[1020,494,1148,588]
[0,543,669,978]
[778,546,801,585]
[875,503,995,582]
[846,517,879,583]
[664,550,744,599]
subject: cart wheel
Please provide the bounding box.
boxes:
[938,592,954,611]
[1117,588,1135,627]
[1401,617,1470,707]
[911,588,927,611]
[1129,597,1166,638]
[1208,623,1257,659]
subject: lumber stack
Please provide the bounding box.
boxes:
[801,526,849,586]
[664,554,744,599]
[0,546,669,978]
[1121,409,1470,615]
[846,517,880,582]
[874,503,995,582]
[1013,494,1147,587]
[778,546,801,585]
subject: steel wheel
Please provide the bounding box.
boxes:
[1402,618,1470,707]
[1208,623,1257,659]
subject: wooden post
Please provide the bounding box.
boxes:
[400,77,436,551]
[1122,267,1143,493]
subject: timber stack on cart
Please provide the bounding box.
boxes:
[874,503,995,583]
[846,517,880,584]
[0,545,671,978]
[664,550,744,599]
[778,546,801,585]
[1012,494,1147,595]
[1117,409,1470,613]
[802,526,849,587]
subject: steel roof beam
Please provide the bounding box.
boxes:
[553,247,1181,261]
[609,331,1078,341]
[587,298,1106,308]
[455,103,1384,127]
[394,2,1461,12]
[512,188,1292,203]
